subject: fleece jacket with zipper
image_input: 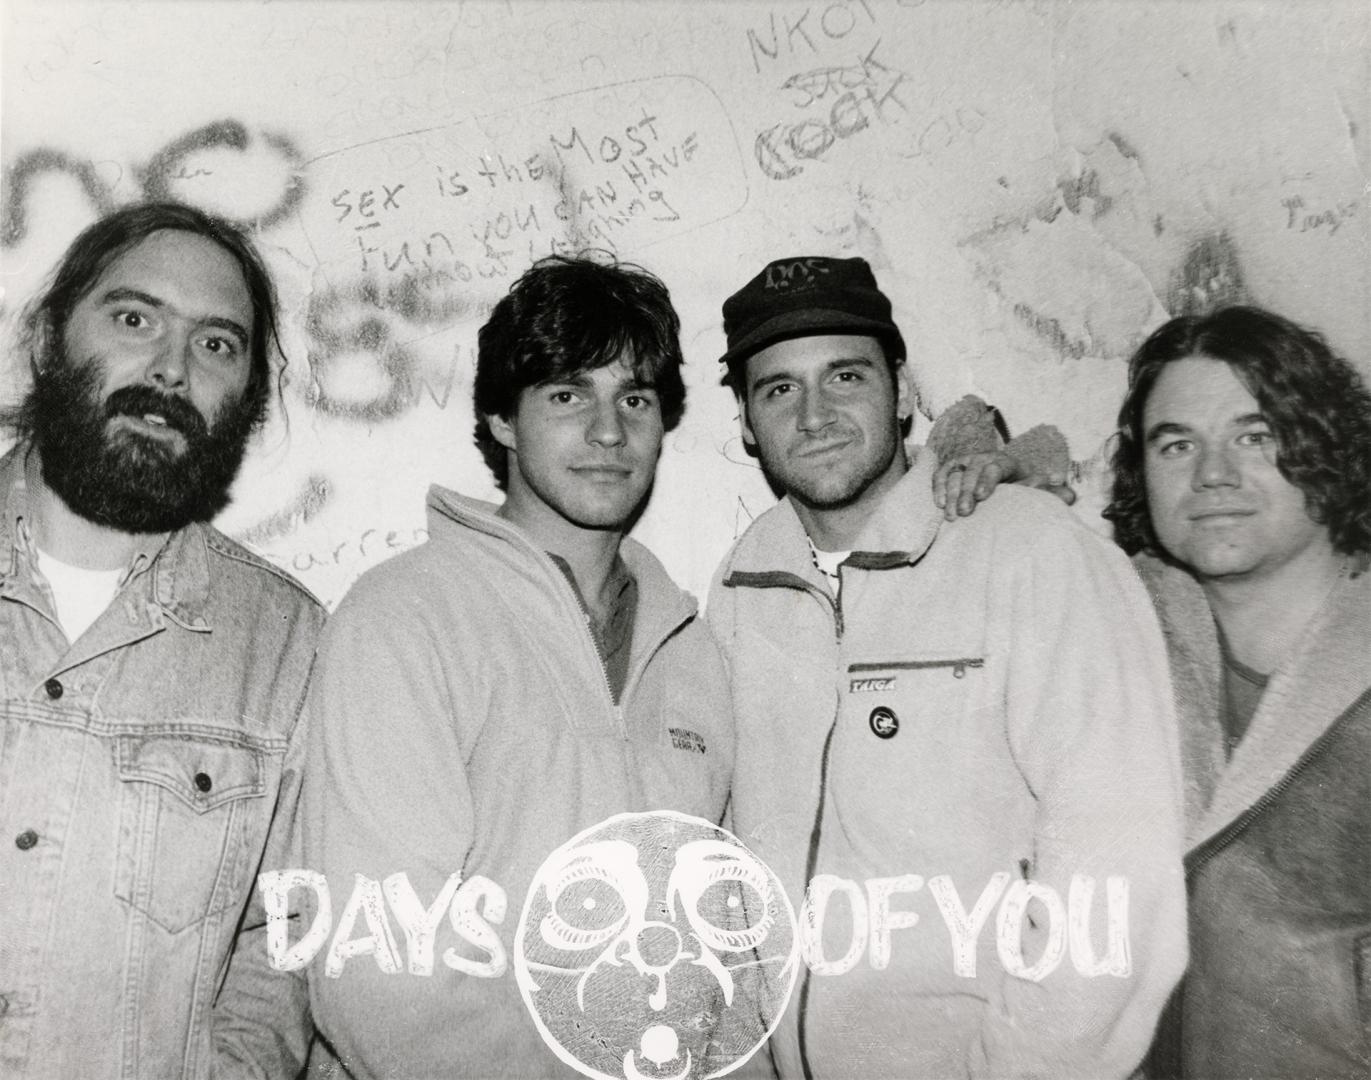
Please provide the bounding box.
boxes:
[300,484,735,1079]
[708,451,1188,1080]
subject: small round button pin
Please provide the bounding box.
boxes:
[44,678,63,700]
[194,772,213,793]
[15,829,39,850]
[869,706,899,739]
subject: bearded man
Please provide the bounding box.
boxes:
[0,202,324,1079]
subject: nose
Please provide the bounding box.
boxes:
[797,386,837,434]
[145,330,192,392]
[1193,441,1240,489]
[587,398,626,447]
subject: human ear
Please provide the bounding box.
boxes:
[486,412,517,452]
[893,362,913,422]
[738,395,757,449]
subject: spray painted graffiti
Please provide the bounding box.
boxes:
[2,77,748,584]
[1167,232,1248,317]
[303,281,478,424]
[0,149,118,247]
[139,121,308,231]
[2,121,308,244]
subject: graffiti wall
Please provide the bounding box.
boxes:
[3,0,1367,605]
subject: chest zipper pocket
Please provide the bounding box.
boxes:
[848,657,984,679]
[113,735,266,933]
[844,658,986,748]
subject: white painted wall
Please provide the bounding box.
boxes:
[3,0,1366,605]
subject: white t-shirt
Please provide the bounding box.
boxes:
[808,540,852,599]
[34,547,123,643]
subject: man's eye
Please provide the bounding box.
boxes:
[832,369,863,383]
[621,393,658,410]
[1236,430,1274,447]
[549,390,578,405]
[114,311,147,329]
[763,383,795,399]
[200,335,239,357]
[1156,439,1192,458]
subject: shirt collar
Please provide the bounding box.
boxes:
[0,441,213,631]
[726,448,945,579]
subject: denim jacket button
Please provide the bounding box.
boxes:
[44,678,63,700]
[194,772,213,793]
[15,829,38,850]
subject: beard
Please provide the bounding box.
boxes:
[759,425,904,513]
[25,351,265,534]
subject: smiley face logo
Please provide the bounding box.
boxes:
[514,811,798,1080]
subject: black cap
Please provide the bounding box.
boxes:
[720,256,905,381]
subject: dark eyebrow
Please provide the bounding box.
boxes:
[100,287,250,348]
[604,368,655,393]
[101,287,164,310]
[540,370,658,394]
[749,355,877,395]
[1144,421,1190,444]
[1234,412,1268,427]
[539,372,594,390]
[749,370,795,395]
[825,356,878,374]
[200,317,251,348]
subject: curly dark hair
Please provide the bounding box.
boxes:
[473,253,686,490]
[14,201,280,431]
[1105,305,1371,558]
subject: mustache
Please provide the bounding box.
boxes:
[103,385,209,441]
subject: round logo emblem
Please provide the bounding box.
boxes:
[869,706,899,739]
[514,810,799,1080]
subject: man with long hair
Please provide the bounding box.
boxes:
[0,202,324,1078]
[940,304,1371,1077]
[1104,307,1371,1079]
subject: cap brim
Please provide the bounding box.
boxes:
[720,308,899,367]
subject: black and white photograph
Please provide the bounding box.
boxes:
[1,2,1368,1077]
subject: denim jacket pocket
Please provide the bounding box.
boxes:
[113,734,266,934]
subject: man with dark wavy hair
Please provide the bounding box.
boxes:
[943,305,1371,1077]
[1104,305,1371,1080]
[0,202,324,1078]
[300,254,738,1078]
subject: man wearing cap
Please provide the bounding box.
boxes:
[706,256,1188,1078]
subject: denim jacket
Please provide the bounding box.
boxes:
[0,444,325,1079]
